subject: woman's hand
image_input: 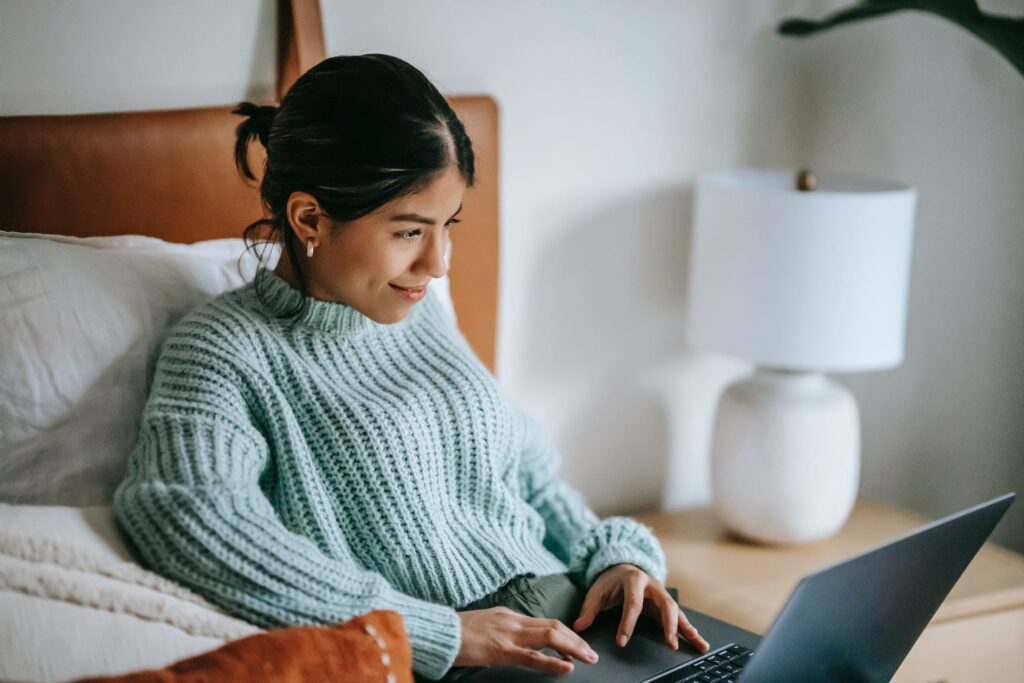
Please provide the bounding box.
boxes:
[571,563,710,654]
[454,606,600,675]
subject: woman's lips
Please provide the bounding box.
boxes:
[389,283,427,302]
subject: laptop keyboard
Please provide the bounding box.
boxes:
[662,644,754,682]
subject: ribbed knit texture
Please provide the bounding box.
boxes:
[113,267,667,681]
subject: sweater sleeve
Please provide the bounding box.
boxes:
[513,406,667,588]
[112,343,461,681]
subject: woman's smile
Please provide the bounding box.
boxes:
[390,282,428,302]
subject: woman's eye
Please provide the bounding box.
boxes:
[396,219,459,241]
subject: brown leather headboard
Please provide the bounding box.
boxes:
[0,0,500,373]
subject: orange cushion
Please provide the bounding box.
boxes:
[74,609,413,683]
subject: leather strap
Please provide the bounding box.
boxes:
[277,0,327,101]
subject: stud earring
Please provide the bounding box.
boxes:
[306,237,316,258]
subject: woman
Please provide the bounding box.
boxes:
[113,53,708,682]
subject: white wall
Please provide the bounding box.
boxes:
[0,0,278,113]
[2,0,1020,551]
[796,0,1024,551]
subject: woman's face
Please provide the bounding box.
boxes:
[281,165,467,324]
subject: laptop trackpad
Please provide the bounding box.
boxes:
[468,607,703,682]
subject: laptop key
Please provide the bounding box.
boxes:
[662,665,704,682]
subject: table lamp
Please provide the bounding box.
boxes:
[685,168,918,544]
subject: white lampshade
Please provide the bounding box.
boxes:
[686,168,917,372]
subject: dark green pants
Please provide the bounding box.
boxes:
[415,572,586,682]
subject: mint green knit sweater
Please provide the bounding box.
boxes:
[113,267,666,680]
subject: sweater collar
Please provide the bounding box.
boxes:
[249,267,386,338]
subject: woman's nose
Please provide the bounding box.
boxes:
[417,233,448,279]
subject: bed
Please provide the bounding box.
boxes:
[0,0,500,680]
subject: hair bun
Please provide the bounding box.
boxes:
[232,101,278,148]
[232,101,279,181]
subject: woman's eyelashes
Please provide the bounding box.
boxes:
[396,219,460,241]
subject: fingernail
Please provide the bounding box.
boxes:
[618,635,627,647]
[587,649,599,662]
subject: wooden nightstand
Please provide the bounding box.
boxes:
[634,499,1024,682]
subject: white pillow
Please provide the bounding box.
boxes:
[0,229,458,506]
[0,503,261,681]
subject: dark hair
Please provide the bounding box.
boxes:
[231,53,476,321]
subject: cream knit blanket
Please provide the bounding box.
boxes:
[0,530,261,642]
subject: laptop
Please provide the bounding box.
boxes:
[465,492,1015,682]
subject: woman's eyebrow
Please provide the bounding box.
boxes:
[389,203,463,225]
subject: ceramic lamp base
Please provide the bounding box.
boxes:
[710,367,860,544]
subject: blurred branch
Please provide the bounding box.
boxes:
[777,0,1024,78]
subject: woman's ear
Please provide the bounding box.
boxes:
[284,191,325,244]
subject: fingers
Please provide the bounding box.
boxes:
[510,647,576,675]
[616,572,647,647]
[572,583,606,633]
[678,610,710,653]
[655,587,680,650]
[521,618,599,667]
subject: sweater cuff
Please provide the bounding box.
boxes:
[568,516,667,588]
[583,541,667,587]
[380,591,461,680]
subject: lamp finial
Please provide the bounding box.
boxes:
[796,169,817,191]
